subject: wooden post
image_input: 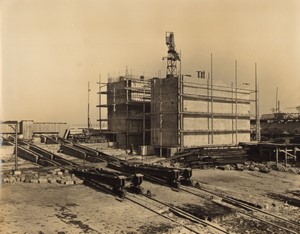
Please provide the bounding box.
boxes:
[275,148,279,165]
[285,147,288,166]
[294,147,297,162]
[15,123,18,171]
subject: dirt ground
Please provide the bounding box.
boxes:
[1,144,300,233]
[2,181,201,234]
[1,169,299,234]
[191,169,300,233]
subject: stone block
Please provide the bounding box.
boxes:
[9,176,16,183]
[249,165,255,171]
[259,166,270,173]
[20,175,26,182]
[217,165,231,170]
[261,203,269,210]
[32,173,39,179]
[2,177,9,183]
[63,169,69,174]
[63,176,72,181]
[13,170,22,176]
[57,171,63,176]
[47,178,56,184]
[254,167,260,171]
[74,179,84,184]
[57,179,65,184]
[49,170,57,175]
[15,177,20,182]
[38,178,48,183]
[30,179,39,183]
[24,177,31,183]
[236,164,244,171]
[64,180,74,185]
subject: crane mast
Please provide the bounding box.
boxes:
[165,32,180,78]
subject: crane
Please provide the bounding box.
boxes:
[164,32,180,78]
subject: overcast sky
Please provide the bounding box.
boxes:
[1,0,300,126]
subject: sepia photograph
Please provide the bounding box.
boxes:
[1,0,300,233]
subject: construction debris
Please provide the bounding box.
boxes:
[1,169,83,185]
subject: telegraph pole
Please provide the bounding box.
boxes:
[255,63,261,141]
[88,81,91,129]
[98,74,101,130]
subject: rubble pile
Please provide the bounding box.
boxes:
[1,168,84,185]
[216,161,300,174]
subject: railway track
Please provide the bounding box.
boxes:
[125,193,228,234]
[5,137,298,233]
[181,185,300,234]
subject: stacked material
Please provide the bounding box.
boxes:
[169,145,246,168]
[1,169,84,185]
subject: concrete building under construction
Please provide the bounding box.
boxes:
[98,76,151,148]
[98,75,255,150]
[97,32,258,152]
[151,76,251,149]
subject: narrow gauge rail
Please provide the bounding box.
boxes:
[3,138,70,167]
[50,136,193,190]
[6,137,291,233]
[75,170,228,233]
[107,161,192,188]
[4,137,142,198]
[181,185,300,234]
[72,168,144,198]
[43,135,119,163]
[125,193,228,234]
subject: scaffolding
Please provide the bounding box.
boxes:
[151,76,258,149]
[97,75,151,148]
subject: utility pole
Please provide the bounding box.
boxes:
[88,81,91,129]
[276,87,278,113]
[15,123,18,170]
[98,74,101,130]
[3,121,19,171]
[235,60,238,144]
[159,79,163,157]
[210,53,214,144]
[255,63,261,141]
